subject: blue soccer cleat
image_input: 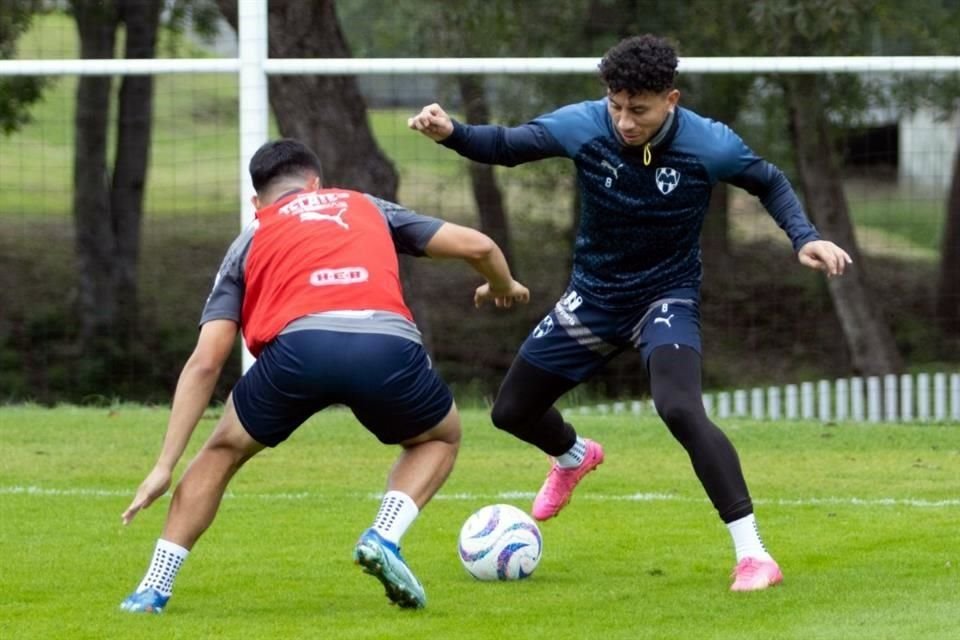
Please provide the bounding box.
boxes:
[119,587,170,614]
[353,528,426,609]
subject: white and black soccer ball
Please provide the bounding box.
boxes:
[458,504,542,581]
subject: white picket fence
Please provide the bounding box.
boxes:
[565,372,960,423]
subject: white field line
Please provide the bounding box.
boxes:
[1,485,958,508]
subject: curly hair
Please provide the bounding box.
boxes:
[598,35,678,95]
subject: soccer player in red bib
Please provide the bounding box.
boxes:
[119,139,529,612]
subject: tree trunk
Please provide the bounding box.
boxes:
[217,0,398,199]
[936,137,960,335]
[784,74,903,375]
[71,1,118,344]
[111,0,161,344]
[457,75,513,266]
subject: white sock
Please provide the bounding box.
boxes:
[555,437,587,468]
[371,490,419,546]
[726,513,773,562]
[137,538,189,596]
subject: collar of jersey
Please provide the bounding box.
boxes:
[256,188,312,219]
[613,108,678,164]
[273,188,310,204]
[647,108,678,150]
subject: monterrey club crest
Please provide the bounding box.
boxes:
[532,315,555,338]
[655,167,680,195]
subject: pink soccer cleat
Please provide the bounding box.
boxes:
[531,439,604,520]
[730,557,784,592]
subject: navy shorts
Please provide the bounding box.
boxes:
[232,329,454,446]
[520,286,701,382]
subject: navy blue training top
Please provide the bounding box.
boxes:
[441,100,820,310]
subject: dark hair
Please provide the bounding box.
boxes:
[249,138,323,192]
[598,35,678,95]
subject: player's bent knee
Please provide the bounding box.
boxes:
[403,402,461,447]
[656,401,696,425]
[655,400,709,439]
[202,403,265,463]
[490,398,525,435]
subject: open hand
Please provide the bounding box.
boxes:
[798,240,852,277]
[122,465,172,525]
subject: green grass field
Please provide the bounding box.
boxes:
[1,406,957,639]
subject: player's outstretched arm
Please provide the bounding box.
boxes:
[424,222,530,309]
[121,319,238,525]
[407,103,454,142]
[797,240,853,277]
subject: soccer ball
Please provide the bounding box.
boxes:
[457,504,542,581]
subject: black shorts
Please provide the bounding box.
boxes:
[520,286,702,381]
[232,329,454,446]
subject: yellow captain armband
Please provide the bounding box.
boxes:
[643,143,652,166]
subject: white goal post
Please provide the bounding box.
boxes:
[7,54,960,76]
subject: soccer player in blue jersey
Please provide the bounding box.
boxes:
[409,34,852,591]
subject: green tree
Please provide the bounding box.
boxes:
[747,0,905,375]
[906,3,960,337]
[0,0,45,135]
[340,0,566,265]
[216,0,397,199]
[421,1,522,266]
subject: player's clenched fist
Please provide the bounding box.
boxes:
[408,103,454,141]
[474,280,530,309]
